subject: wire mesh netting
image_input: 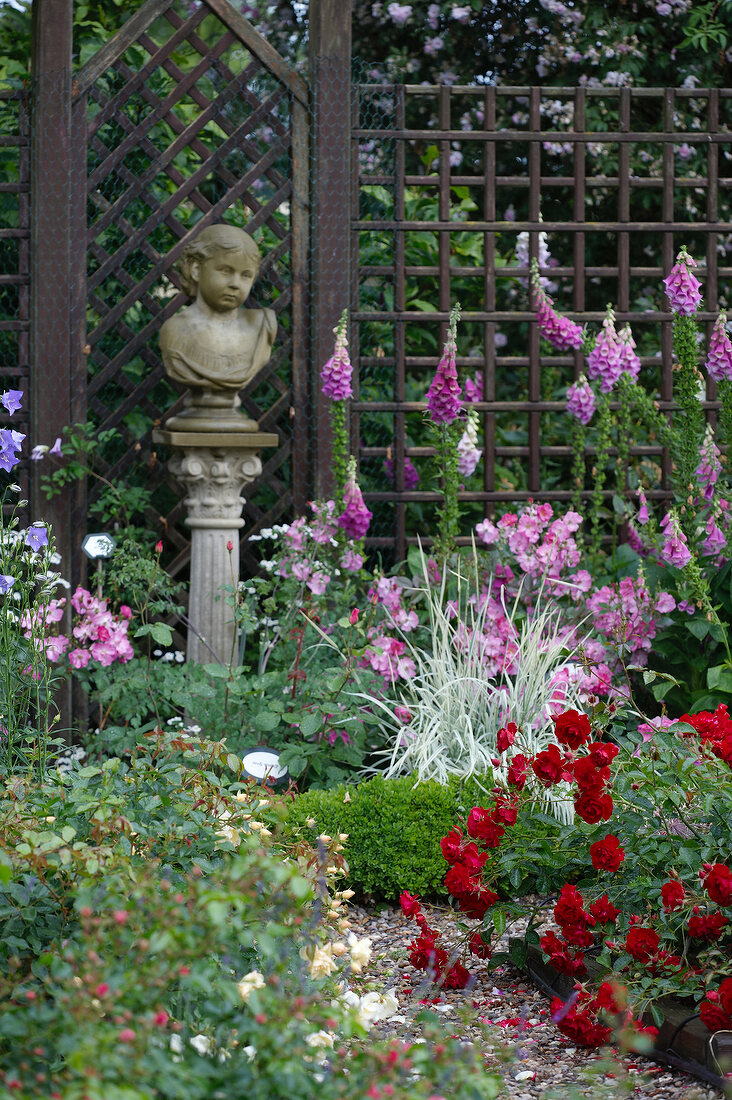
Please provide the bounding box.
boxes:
[0,88,30,516]
[351,81,732,566]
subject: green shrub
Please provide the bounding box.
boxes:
[289,773,497,901]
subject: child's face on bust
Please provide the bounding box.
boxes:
[192,248,257,312]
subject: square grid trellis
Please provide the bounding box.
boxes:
[73,0,308,581]
[0,89,30,515]
[351,84,732,565]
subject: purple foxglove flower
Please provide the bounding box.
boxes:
[618,325,641,382]
[426,303,462,424]
[663,246,703,315]
[637,487,650,525]
[321,309,353,400]
[565,375,595,425]
[384,451,419,490]
[464,372,483,404]
[695,424,721,501]
[587,307,624,393]
[703,513,727,557]
[705,312,732,383]
[626,524,645,555]
[1,389,22,415]
[0,574,15,594]
[659,512,691,569]
[24,524,49,552]
[338,459,372,540]
[534,289,583,351]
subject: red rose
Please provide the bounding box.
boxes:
[554,883,589,928]
[562,924,594,948]
[587,741,620,768]
[469,931,492,959]
[461,841,488,877]
[440,827,463,865]
[594,980,627,1015]
[625,926,660,962]
[496,722,517,754]
[553,709,591,749]
[400,891,422,919]
[703,863,732,907]
[588,894,621,924]
[687,911,729,941]
[467,806,505,848]
[540,931,587,977]
[589,835,625,872]
[457,886,499,921]
[573,756,610,793]
[507,753,529,789]
[492,794,518,826]
[700,1000,732,1033]
[551,1002,612,1048]
[660,880,685,913]
[531,744,566,787]
[444,960,471,989]
[574,791,613,824]
[719,977,732,1016]
[444,862,472,898]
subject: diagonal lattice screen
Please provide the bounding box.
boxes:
[73,0,308,580]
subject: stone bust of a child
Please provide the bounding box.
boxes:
[160,223,277,395]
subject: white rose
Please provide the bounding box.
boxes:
[347,933,372,973]
[356,989,399,1028]
[237,970,265,1000]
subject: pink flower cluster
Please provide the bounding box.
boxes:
[586,575,675,668]
[360,576,419,684]
[22,587,134,668]
[475,502,589,597]
[277,499,365,593]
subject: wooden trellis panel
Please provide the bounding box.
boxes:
[70,0,309,581]
[351,83,732,564]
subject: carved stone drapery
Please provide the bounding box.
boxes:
[153,429,277,664]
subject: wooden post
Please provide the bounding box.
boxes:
[30,0,82,735]
[308,0,352,499]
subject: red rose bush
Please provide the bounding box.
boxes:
[399,706,732,1051]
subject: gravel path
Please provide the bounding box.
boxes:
[345,901,728,1100]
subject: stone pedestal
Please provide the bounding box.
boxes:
[153,428,278,664]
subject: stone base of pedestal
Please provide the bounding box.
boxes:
[152,428,278,664]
